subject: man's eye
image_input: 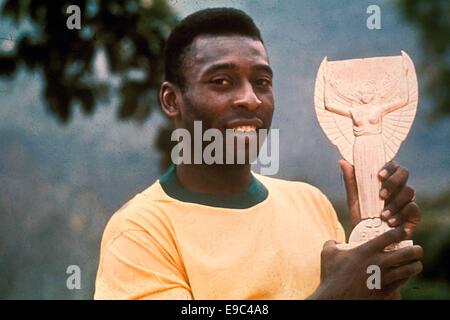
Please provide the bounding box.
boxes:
[256,78,272,87]
[210,78,231,86]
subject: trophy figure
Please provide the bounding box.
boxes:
[314,51,419,251]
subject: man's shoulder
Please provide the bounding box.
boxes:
[114,181,166,215]
[101,180,174,243]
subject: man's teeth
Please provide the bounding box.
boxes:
[232,125,257,133]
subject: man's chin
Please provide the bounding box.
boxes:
[223,142,259,165]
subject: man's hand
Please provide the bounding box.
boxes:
[315,159,423,300]
[309,227,423,300]
[339,159,420,236]
[377,161,420,237]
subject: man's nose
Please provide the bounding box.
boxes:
[232,82,262,110]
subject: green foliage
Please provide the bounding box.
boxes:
[413,192,450,280]
[401,278,450,299]
[397,0,450,119]
[0,0,178,123]
[400,190,450,299]
[401,190,450,299]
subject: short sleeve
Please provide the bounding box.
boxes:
[94,229,193,300]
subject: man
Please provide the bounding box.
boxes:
[94,8,422,300]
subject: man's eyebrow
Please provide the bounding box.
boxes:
[202,63,273,77]
[252,64,273,77]
[203,63,238,75]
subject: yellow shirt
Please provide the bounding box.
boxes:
[94,167,345,300]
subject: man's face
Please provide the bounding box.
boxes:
[177,35,274,137]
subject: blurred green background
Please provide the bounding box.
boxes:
[0,0,449,299]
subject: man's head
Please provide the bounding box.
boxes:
[164,7,264,90]
[160,8,274,162]
[160,8,275,163]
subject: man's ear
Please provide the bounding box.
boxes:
[160,81,182,119]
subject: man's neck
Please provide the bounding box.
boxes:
[176,163,253,195]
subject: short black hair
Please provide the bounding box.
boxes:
[164,7,264,89]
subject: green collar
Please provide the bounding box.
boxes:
[159,164,268,209]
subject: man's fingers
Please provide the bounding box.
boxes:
[381,185,416,220]
[339,159,360,227]
[383,202,420,235]
[382,278,409,298]
[382,261,423,287]
[323,240,337,249]
[321,240,338,260]
[378,161,400,181]
[379,165,409,200]
[382,245,423,268]
[360,227,408,253]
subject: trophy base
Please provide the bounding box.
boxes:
[336,218,413,252]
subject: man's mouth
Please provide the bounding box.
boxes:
[226,117,264,133]
[231,125,257,133]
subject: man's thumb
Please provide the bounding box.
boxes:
[339,159,360,227]
[323,240,337,249]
